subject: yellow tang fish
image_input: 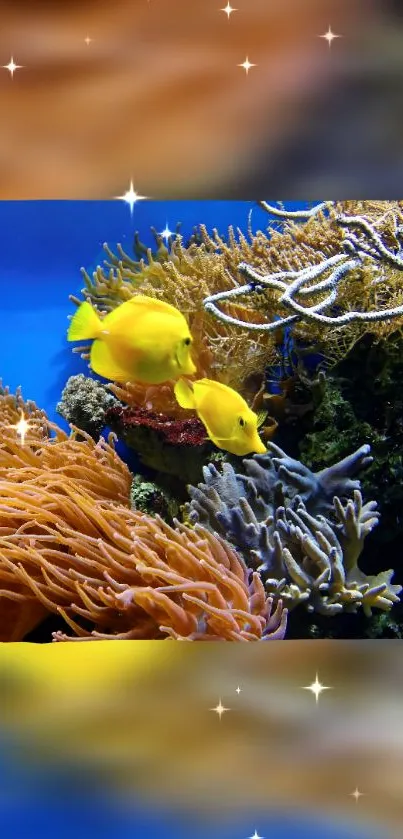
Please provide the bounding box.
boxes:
[174,377,267,456]
[67,295,196,384]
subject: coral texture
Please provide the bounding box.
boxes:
[187,442,401,616]
[202,200,403,368]
[105,404,212,482]
[69,202,403,423]
[299,334,403,550]
[57,374,119,438]
[108,378,194,420]
[70,225,278,395]
[0,384,131,640]
[0,387,286,641]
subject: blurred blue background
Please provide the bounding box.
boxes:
[0,752,383,839]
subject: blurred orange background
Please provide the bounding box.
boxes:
[1,0,398,198]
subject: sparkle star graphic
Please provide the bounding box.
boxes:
[238,57,256,74]
[210,699,230,719]
[235,686,241,694]
[249,831,264,839]
[319,26,341,47]
[9,411,31,446]
[350,788,365,803]
[221,3,237,19]
[115,181,148,214]
[84,36,93,46]
[302,673,332,704]
[2,56,23,78]
[160,224,174,242]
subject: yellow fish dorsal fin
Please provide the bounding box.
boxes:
[195,378,234,396]
[123,295,186,321]
[174,378,196,410]
[90,338,132,383]
[102,295,187,338]
[194,379,249,413]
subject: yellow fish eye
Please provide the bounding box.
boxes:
[238,416,246,427]
[183,337,192,346]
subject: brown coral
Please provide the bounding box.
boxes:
[244,200,403,366]
[0,387,287,642]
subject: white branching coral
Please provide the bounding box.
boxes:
[203,201,403,332]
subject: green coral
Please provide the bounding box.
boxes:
[130,475,180,522]
[299,332,403,549]
[300,377,384,468]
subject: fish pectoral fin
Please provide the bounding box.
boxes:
[209,435,235,448]
[174,378,196,410]
[90,339,132,383]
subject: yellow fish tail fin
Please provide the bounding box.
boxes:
[174,378,196,410]
[67,302,102,342]
[90,339,131,382]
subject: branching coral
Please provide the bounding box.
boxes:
[70,201,403,402]
[0,387,287,641]
[186,442,401,617]
[298,333,403,554]
[202,200,403,367]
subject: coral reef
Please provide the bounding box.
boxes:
[0,384,131,640]
[202,200,403,368]
[0,387,286,642]
[108,378,194,420]
[57,373,119,438]
[130,474,179,522]
[186,442,401,617]
[70,225,278,396]
[0,491,287,642]
[299,331,403,555]
[0,392,131,505]
[68,201,403,435]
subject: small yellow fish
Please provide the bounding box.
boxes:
[174,377,267,456]
[67,295,196,384]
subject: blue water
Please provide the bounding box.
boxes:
[0,200,309,427]
[0,751,384,839]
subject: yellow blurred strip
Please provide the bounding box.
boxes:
[0,640,174,692]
